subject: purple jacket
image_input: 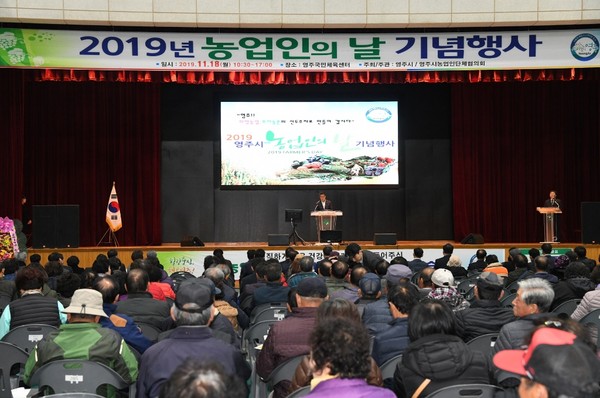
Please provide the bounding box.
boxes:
[307,378,395,398]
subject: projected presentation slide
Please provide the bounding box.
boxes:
[220,101,399,186]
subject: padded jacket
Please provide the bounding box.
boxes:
[371,317,410,366]
[551,278,596,310]
[455,299,516,342]
[392,334,491,398]
[571,287,600,321]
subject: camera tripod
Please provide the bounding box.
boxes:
[288,219,306,245]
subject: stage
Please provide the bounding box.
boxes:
[26,240,599,279]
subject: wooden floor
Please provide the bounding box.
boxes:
[26,240,600,270]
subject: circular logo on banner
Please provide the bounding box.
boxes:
[108,201,120,213]
[365,107,392,123]
[570,33,599,61]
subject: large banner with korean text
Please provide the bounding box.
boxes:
[0,28,598,71]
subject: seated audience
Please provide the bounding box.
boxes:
[467,249,487,273]
[355,273,383,313]
[407,248,429,274]
[455,272,515,342]
[524,256,558,284]
[571,265,600,321]
[93,275,153,354]
[159,359,247,398]
[23,289,138,386]
[344,243,384,273]
[291,298,382,392]
[331,266,366,303]
[372,283,419,365]
[427,268,469,311]
[434,243,453,269]
[257,278,328,398]
[325,260,349,293]
[551,262,595,309]
[137,279,250,397]
[287,256,318,288]
[55,271,81,307]
[0,266,67,339]
[574,245,597,272]
[116,268,171,331]
[446,255,467,278]
[251,261,291,310]
[302,317,394,398]
[482,261,509,283]
[493,327,600,398]
[392,300,491,398]
[504,254,531,288]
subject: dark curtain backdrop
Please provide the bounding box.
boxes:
[0,69,25,218]
[452,80,600,243]
[0,67,162,246]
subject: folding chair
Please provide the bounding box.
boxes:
[466,333,498,356]
[500,293,516,307]
[2,324,58,354]
[424,384,502,398]
[28,359,133,396]
[250,303,286,324]
[379,354,403,381]
[136,322,161,343]
[552,299,581,317]
[0,341,28,398]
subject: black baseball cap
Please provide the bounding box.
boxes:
[175,279,215,313]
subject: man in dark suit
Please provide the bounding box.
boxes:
[467,249,487,273]
[434,243,454,269]
[314,192,333,211]
[543,190,561,241]
[408,248,429,274]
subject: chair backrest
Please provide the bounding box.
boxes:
[505,281,519,294]
[286,385,311,398]
[1,324,58,353]
[264,354,305,388]
[252,307,288,324]
[457,280,475,296]
[579,308,600,346]
[28,359,130,395]
[465,333,499,356]
[423,384,502,398]
[411,271,421,285]
[380,354,403,380]
[552,299,581,316]
[500,293,517,307]
[250,303,286,324]
[0,341,29,398]
[136,322,161,342]
[242,320,275,360]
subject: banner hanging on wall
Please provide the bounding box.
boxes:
[0,28,598,72]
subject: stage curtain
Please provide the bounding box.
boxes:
[0,69,26,220]
[451,80,600,243]
[34,68,598,84]
[21,81,162,247]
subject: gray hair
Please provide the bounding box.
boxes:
[446,255,462,268]
[518,278,554,313]
[172,305,213,326]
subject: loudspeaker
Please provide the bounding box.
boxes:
[374,233,397,245]
[32,205,79,248]
[180,236,204,247]
[268,234,289,246]
[461,233,484,244]
[320,230,342,243]
[581,202,600,243]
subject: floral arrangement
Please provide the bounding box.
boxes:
[0,217,19,261]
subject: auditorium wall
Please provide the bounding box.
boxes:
[161,83,453,243]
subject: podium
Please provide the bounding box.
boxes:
[311,211,343,242]
[536,207,562,243]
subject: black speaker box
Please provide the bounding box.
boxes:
[320,230,342,243]
[581,202,600,243]
[32,205,79,248]
[180,236,204,247]
[461,233,484,244]
[374,233,397,245]
[268,234,289,246]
